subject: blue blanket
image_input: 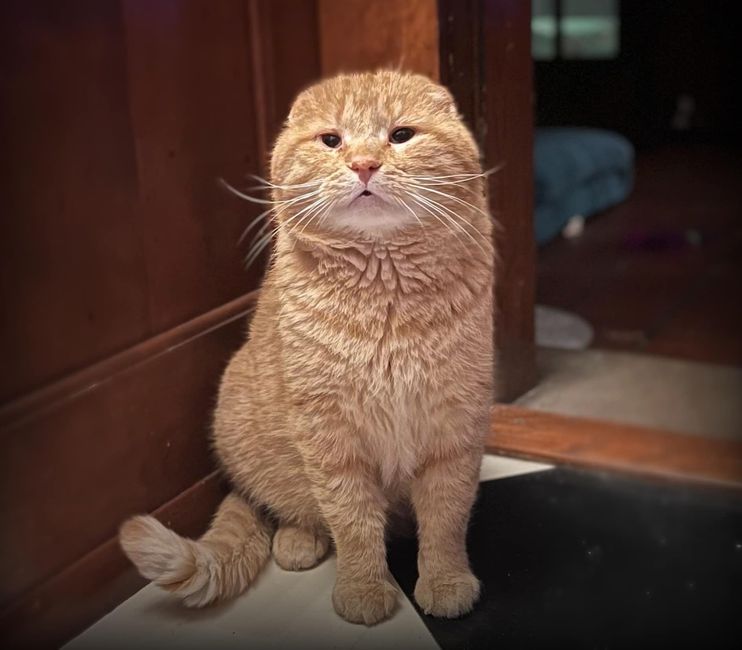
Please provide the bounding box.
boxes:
[534,128,634,244]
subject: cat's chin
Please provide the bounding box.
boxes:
[325,201,420,237]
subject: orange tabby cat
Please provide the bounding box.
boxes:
[120,70,494,625]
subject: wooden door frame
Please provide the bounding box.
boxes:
[437,1,742,491]
[439,0,538,402]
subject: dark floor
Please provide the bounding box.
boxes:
[537,144,742,366]
[389,468,742,649]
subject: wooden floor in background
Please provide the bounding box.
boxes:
[488,404,742,492]
[537,143,742,366]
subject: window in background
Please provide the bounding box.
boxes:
[561,0,619,58]
[532,0,558,60]
[532,0,620,60]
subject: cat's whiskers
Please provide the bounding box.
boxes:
[237,206,274,246]
[406,183,492,220]
[316,199,338,229]
[419,193,491,248]
[229,165,498,267]
[405,192,468,249]
[291,199,337,248]
[243,194,338,266]
[245,198,324,268]
[388,180,447,230]
[406,175,483,186]
[403,164,504,182]
[282,196,330,232]
[244,229,276,269]
[246,173,322,191]
[247,216,277,255]
[414,196,483,253]
[393,195,425,231]
[221,177,324,252]
[401,165,504,197]
[220,178,322,206]
[415,189,499,243]
[300,198,339,237]
[406,190,489,255]
[405,179,484,199]
[235,195,318,247]
[291,198,332,237]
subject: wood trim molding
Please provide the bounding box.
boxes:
[0,291,258,627]
[0,290,259,432]
[488,404,742,491]
[0,472,227,648]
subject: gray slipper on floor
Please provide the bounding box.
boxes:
[535,304,594,350]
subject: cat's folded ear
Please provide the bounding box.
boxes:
[426,83,459,117]
[287,86,317,126]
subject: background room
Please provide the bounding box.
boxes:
[1,1,740,648]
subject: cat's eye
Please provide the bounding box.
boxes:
[320,133,342,149]
[389,127,415,144]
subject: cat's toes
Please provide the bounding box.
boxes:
[272,526,329,571]
[414,569,480,618]
[332,578,399,625]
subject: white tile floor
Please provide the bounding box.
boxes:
[518,348,742,439]
[67,455,551,650]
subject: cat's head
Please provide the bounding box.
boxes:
[270,70,484,237]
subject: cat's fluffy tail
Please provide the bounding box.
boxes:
[119,492,272,607]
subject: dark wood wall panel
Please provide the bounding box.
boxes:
[1,472,227,648]
[0,0,321,645]
[0,0,273,403]
[0,293,255,611]
[318,0,439,79]
[249,0,322,150]
[122,0,263,333]
[0,1,148,403]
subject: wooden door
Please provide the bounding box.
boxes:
[0,1,535,645]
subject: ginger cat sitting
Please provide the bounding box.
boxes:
[121,70,494,626]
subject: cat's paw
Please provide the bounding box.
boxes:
[414,569,480,618]
[332,578,399,625]
[272,526,329,571]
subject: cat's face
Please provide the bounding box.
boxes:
[270,71,482,237]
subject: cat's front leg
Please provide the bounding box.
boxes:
[298,430,398,625]
[411,444,482,618]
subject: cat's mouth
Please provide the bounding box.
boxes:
[349,188,392,209]
[350,189,375,204]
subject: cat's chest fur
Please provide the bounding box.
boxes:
[278,240,483,383]
[275,237,491,486]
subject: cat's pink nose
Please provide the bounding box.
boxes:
[349,157,381,185]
